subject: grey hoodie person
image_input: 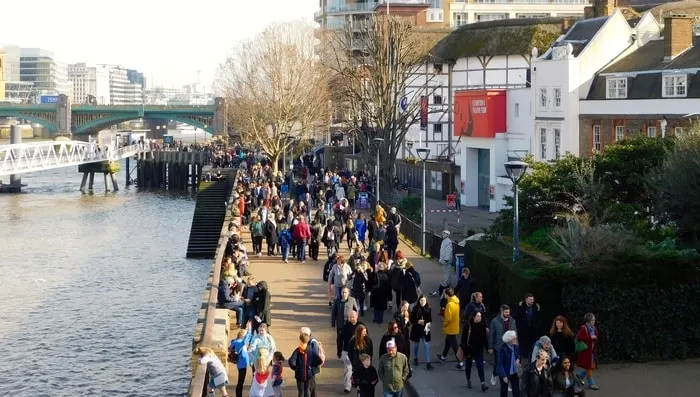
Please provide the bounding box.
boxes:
[489,315,517,351]
[531,335,558,363]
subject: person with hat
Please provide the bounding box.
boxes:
[378,339,409,397]
[430,230,454,297]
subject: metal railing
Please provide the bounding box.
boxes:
[187,172,237,397]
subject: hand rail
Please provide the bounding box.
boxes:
[188,171,237,396]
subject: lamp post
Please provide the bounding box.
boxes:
[504,160,529,262]
[280,132,288,177]
[373,137,384,202]
[416,147,431,255]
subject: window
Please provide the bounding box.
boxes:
[662,74,687,97]
[675,126,683,136]
[433,63,443,74]
[615,125,625,142]
[539,88,548,109]
[593,125,601,152]
[647,126,657,138]
[554,128,561,159]
[453,13,467,27]
[433,123,443,140]
[606,77,627,99]
[433,95,443,105]
[514,103,520,117]
[553,87,562,109]
[539,127,547,159]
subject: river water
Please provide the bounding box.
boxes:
[0,162,210,396]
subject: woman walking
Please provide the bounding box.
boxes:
[194,346,229,397]
[575,313,600,390]
[460,312,489,392]
[409,295,433,370]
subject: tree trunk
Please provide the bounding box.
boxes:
[271,152,281,175]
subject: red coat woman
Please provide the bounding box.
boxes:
[575,312,600,390]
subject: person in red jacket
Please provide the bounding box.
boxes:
[293,216,312,263]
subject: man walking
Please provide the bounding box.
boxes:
[488,304,517,386]
[300,327,325,397]
[378,339,410,397]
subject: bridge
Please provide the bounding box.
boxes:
[0,95,228,135]
[0,140,140,178]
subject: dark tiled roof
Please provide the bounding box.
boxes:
[543,17,608,59]
[587,71,700,99]
[627,17,642,27]
[601,37,700,73]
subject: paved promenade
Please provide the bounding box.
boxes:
[226,219,699,397]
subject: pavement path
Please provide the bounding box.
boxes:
[223,215,700,397]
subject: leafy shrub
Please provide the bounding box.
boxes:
[397,195,421,223]
[550,215,636,267]
[524,227,558,253]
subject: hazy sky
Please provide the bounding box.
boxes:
[2,0,318,89]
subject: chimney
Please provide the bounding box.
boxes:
[664,15,694,61]
[584,0,616,19]
[561,17,574,32]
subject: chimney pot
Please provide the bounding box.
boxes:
[664,15,695,60]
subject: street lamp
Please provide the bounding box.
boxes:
[504,160,529,262]
[416,147,431,255]
[280,132,288,177]
[373,137,384,202]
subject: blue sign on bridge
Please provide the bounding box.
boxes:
[40,95,58,104]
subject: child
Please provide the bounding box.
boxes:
[194,346,229,397]
[250,348,274,397]
[271,351,286,397]
[352,353,378,397]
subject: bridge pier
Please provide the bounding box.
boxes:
[79,161,120,192]
[8,125,23,192]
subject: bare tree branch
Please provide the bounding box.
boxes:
[216,20,329,173]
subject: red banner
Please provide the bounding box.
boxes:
[454,90,507,138]
[420,96,428,130]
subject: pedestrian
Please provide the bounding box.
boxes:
[549,315,575,361]
[515,293,542,362]
[271,351,286,397]
[288,333,324,397]
[430,230,454,297]
[377,340,409,397]
[369,261,391,324]
[352,353,379,397]
[250,348,274,397]
[409,295,433,370]
[340,310,363,393]
[575,313,600,390]
[194,346,229,397]
[496,330,521,397]
[437,288,462,369]
[459,312,489,392]
[229,328,252,397]
[489,304,517,386]
[521,350,553,397]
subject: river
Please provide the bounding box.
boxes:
[0,162,210,396]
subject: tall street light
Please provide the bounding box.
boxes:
[373,137,384,203]
[504,160,528,262]
[416,147,431,255]
[280,132,288,177]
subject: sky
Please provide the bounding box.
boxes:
[1,0,318,89]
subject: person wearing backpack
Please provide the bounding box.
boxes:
[251,215,265,256]
[321,219,339,258]
[230,327,253,397]
[301,327,326,397]
[288,332,324,397]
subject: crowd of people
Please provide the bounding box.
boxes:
[194,150,599,397]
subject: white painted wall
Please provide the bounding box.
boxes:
[448,2,587,26]
[531,10,662,158]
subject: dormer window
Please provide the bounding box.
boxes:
[662,74,687,98]
[606,77,627,99]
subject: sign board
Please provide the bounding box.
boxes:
[446,194,456,208]
[280,183,289,194]
[454,90,507,138]
[455,253,465,280]
[357,192,370,209]
[163,135,173,144]
[399,96,409,113]
[419,96,428,130]
[40,95,58,104]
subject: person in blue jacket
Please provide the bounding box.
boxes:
[229,325,254,397]
[496,330,521,397]
[354,213,368,249]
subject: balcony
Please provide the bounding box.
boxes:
[467,0,589,3]
[316,0,431,19]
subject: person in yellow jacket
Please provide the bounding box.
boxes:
[437,288,464,369]
[375,205,386,225]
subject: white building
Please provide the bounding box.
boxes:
[19,48,72,99]
[449,0,589,27]
[530,9,660,159]
[403,18,567,209]
[68,63,111,104]
[105,65,143,105]
[578,14,694,152]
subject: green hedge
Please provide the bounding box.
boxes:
[464,241,700,362]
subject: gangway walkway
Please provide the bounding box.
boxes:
[0,140,141,177]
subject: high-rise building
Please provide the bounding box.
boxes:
[1,44,31,102]
[19,48,71,97]
[0,49,6,101]
[104,65,143,105]
[314,0,592,30]
[127,69,146,89]
[68,62,110,104]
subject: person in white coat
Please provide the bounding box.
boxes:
[430,230,454,297]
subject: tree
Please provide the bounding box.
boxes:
[652,132,700,242]
[216,21,329,173]
[323,16,447,201]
